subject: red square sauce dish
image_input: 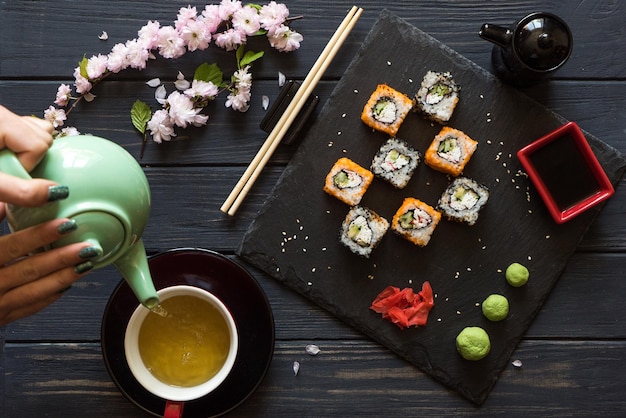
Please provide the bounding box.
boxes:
[517,121,615,224]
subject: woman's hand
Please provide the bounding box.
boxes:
[0,105,96,325]
[0,218,97,325]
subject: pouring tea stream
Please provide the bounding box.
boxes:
[0,135,159,308]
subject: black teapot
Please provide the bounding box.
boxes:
[479,12,573,86]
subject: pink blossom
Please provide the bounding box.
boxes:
[157,26,186,59]
[138,20,161,50]
[233,65,252,89]
[73,67,92,94]
[125,39,151,70]
[218,0,242,20]
[175,6,198,31]
[181,18,211,51]
[59,126,80,137]
[86,54,109,79]
[166,91,208,128]
[147,109,176,143]
[43,106,67,128]
[107,43,130,73]
[201,5,223,33]
[232,5,261,36]
[185,80,219,100]
[226,66,252,112]
[259,1,289,32]
[225,89,251,112]
[214,28,245,51]
[54,84,72,107]
[268,25,303,52]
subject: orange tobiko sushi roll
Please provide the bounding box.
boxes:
[361,84,413,137]
[324,157,374,206]
[424,127,478,176]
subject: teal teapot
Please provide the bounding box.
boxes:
[0,135,159,308]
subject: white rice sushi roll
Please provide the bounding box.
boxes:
[370,138,421,189]
[438,177,489,226]
[414,71,460,124]
[340,206,389,258]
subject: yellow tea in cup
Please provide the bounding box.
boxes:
[138,295,231,387]
[125,285,238,402]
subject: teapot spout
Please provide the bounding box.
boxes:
[479,23,511,48]
[113,239,159,309]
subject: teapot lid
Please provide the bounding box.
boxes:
[514,13,572,71]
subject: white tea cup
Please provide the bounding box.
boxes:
[124,285,238,416]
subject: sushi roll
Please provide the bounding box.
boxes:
[340,206,389,258]
[324,157,374,206]
[392,198,441,246]
[424,127,478,177]
[371,138,421,189]
[438,177,489,226]
[414,71,460,124]
[361,84,413,137]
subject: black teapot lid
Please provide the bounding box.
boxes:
[514,13,573,71]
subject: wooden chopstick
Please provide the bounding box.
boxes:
[221,6,364,216]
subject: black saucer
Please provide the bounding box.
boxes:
[101,248,275,417]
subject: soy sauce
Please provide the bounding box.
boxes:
[528,134,601,210]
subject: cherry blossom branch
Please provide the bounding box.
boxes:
[43,1,303,149]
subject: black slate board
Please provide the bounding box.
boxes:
[237,10,626,405]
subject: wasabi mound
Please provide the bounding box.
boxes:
[456,326,490,361]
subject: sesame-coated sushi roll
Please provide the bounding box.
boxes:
[392,198,441,247]
[361,84,413,137]
[371,138,421,189]
[424,127,478,177]
[324,157,374,206]
[438,177,489,226]
[414,71,460,124]
[340,206,389,258]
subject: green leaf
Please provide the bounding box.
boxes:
[246,3,262,12]
[193,63,223,86]
[239,50,265,67]
[236,45,245,65]
[78,55,89,80]
[130,100,152,135]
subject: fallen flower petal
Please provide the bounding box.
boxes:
[305,344,320,356]
[146,78,161,87]
[293,360,300,376]
[98,31,108,40]
[262,95,270,110]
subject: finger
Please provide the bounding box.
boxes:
[0,240,93,291]
[0,290,63,325]
[23,115,55,136]
[0,218,76,266]
[0,106,54,171]
[0,265,90,326]
[0,173,65,207]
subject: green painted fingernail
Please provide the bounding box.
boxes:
[78,246,102,259]
[74,261,94,274]
[48,185,69,202]
[57,220,77,234]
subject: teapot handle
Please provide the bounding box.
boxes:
[0,149,33,180]
[478,23,512,48]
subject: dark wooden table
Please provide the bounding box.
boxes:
[1,1,625,416]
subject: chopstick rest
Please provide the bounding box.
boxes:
[260,80,319,145]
